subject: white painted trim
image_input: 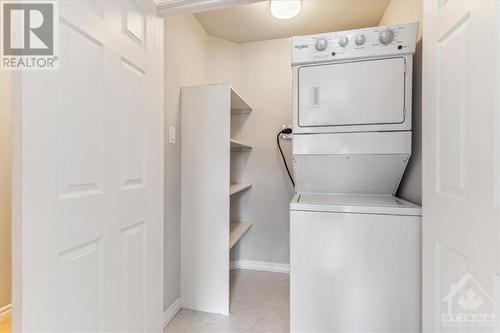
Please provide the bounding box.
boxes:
[154,12,166,332]
[230,260,290,273]
[162,298,182,328]
[11,63,22,333]
[0,304,12,319]
[156,0,263,17]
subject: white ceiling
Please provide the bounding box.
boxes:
[194,0,391,43]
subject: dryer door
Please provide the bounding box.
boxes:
[298,57,406,128]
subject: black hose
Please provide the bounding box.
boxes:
[277,129,295,187]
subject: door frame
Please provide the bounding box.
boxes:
[156,0,262,17]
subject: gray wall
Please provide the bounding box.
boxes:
[163,17,293,312]
[379,0,423,205]
[230,38,294,265]
[164,15,209,311]
[163,15,241,311]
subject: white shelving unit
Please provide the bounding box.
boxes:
[231,89,253,114]
[230,139,252,152]
[230,183,252,196]
[229,223,252,249]
[181,84,253,315]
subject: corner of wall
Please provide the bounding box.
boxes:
[378,0,423,41]
[378,0,423,205]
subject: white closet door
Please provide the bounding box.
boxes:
[422,1,499,332]
[12,1,163,332]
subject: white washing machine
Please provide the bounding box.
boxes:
[290,22,421,332]
[290,194,421,332]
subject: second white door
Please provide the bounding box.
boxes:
[422,1,499,332]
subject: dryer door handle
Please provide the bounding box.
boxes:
[310,86,320,108]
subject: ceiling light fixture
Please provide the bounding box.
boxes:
[270,0,301,20]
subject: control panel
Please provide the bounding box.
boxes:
[291,22,418,65]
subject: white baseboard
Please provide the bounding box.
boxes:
[0,304,12,320]
[162,297,182,328]
[230,260,290,273]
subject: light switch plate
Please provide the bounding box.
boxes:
[169,126,176,144]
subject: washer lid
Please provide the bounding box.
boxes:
[290,193,421,216]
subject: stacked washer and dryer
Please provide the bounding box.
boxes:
[289,23,421,332]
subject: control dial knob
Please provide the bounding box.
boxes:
[355,34,366,46]
[315,38,328,51]
[339,36,349,47]
[379,28,394,45]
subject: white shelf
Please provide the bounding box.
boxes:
[229,223,252,249]
[230,139,252,152]
[181,84,253,314]
[230,183,252,196]
[231,88,252,114]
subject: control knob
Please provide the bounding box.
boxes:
[315,38,328,51]
[355,34,366,46]
[379,28,394,45]
[339,36,349,48]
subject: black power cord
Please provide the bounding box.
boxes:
[277,128,295,187]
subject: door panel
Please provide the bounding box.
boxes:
[436,14,470,198]
[121,222,146,332]
[298,58,406,127]
[13,1,163,332]
[58,22,105,198]
[422,1,499,332]
[59,240,102,332]
[121,59,146,189]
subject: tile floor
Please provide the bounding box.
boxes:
[165,270,290,333]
